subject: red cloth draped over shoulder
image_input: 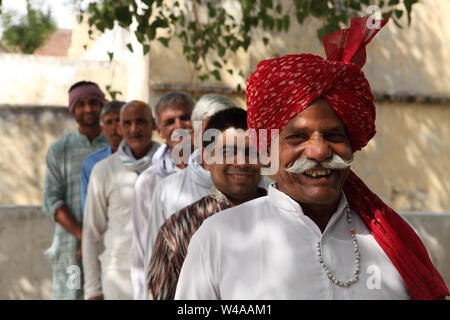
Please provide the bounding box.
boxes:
[345,170,448,299]
[246,16,449,299]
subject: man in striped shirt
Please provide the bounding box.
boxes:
[146,107,266,299]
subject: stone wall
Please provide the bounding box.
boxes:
[0,105,76,205]
[0,205,448,300]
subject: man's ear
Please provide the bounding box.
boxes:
[155,124,164,139]
[202,147,212,171]
[116,122,122,136]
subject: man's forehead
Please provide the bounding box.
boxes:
[103,111,120,118]
[282,100,346,132]
[76,96,98,103]
[223,127,248,137]
[219,128,250,146]
[121,103,152,118]
[159,103,192,117]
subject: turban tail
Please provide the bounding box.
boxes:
[68,84,105,114]
[246,16,449,299]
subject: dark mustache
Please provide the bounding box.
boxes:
[226,168,256,175]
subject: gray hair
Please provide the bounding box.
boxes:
[191,94,238,124]
[154,92,194,125]
[100,100,126,124]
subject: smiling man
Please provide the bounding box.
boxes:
[43,81,109,300]
[175,17,449,300]
[147,108,265,300]
[82,100,160,300]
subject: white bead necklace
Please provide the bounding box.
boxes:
[316,205,361,287]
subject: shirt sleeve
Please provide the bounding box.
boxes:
[131,171,158,300]
[147,227,178,300]
[80,158,90,216]
[82,164,108,299]
[42,143,65,221]
[174,224,220,300]
[143,181,167,294]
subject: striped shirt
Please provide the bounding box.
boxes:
[147,186,267,300]
[42,130,108,300]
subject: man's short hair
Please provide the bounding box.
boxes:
[191,94,237,123]
[68,81,99,93]
[154,92,194,125]
[202,107,248,149]
[100,100,126,123]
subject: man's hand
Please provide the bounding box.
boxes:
[76,244,82,260]
[54,205,82,241]
[88,295,104,300]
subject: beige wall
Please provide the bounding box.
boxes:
[0,53,129,106]
[0,106,76,205]
[149,0,450,98]
[352,102,450,212]
[0,206,53,299]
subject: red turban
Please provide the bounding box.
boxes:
[247,16,449,299]
[247,16,389,152]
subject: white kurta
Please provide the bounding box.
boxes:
[175,184,410,300]
[131,144,182,300]
[82,153,137,300]
[143,149,213,298]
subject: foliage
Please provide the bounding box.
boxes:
[79,0,418,84]
[105,84,123,101]
[0,1,56,54]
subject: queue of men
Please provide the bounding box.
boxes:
[42,16,449,300]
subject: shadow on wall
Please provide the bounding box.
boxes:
[0,106,76,205]
[0,206,53,299]
[352,102,450,213]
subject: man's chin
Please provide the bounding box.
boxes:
[297,187,343,206]
[80,120,100,127]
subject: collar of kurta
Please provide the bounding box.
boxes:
[210,185,268,206]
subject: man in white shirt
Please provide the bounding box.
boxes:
[175,17,449,300]
[131,92,194,300]
[82,100,160,300]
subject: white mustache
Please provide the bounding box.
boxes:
[284,154,353,174]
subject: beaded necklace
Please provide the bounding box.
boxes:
[316,205,361,287]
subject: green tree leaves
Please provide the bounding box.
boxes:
[78,0,418,85]
[0,1,56,54]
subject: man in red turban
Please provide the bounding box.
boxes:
[175,16,449,300]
